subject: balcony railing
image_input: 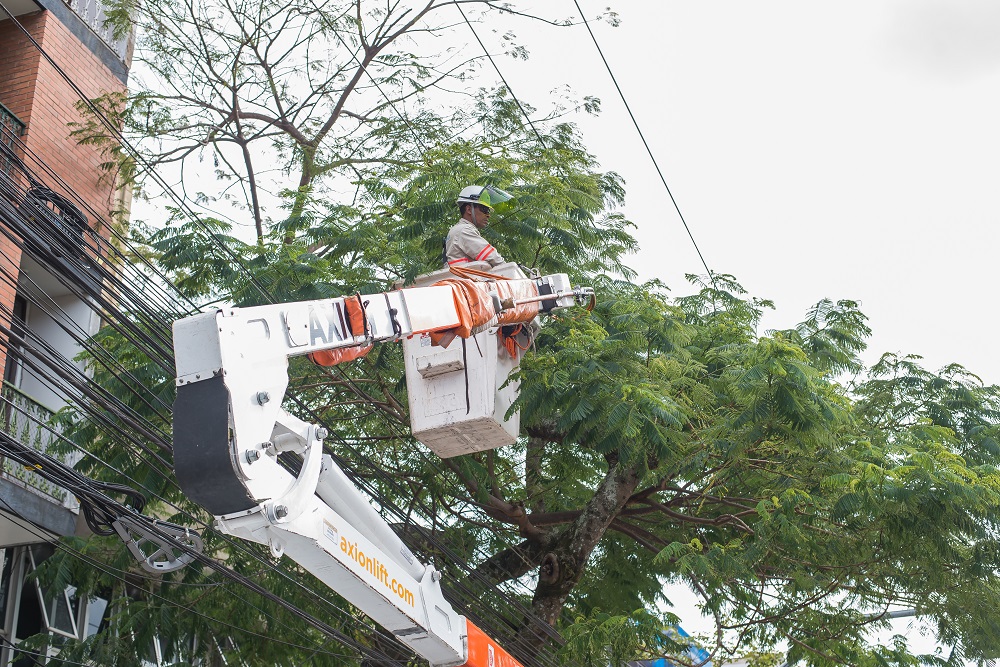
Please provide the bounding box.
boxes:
[64,0,134,65]
[0,382,78,508]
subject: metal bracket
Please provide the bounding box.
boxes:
[262,423,325,525]
[113,517,204,573]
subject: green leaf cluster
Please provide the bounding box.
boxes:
[40,8,1000,663]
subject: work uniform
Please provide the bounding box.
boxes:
[443,219,505,267]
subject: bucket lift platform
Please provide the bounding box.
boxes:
[403,262,536,458]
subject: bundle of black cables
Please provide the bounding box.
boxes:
[0,428,146,535]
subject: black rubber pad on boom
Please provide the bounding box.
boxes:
[174,375,256,516]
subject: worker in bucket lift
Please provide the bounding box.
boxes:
[444,185,514,268]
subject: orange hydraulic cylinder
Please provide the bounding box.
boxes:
[460,621,524,667]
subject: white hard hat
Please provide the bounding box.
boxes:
[456,185,514,211]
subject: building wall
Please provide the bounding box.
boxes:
[17,291,100,412]
[0,236,19,380]
[0,10,126,223]
[0,10,132,662]
[0,13,41,380]
[0,8,127,384]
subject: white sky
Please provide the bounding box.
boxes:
[136,1,1000,387]
[483,1,1000,657]
[129,2,997,657]
[663,581,950,662]
[490,0,1000,387]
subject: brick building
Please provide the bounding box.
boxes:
[0,0,132,663]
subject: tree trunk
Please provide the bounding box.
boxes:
[525,436,547,515]
[517,460,643,649]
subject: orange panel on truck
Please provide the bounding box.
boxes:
[461,621,524,667]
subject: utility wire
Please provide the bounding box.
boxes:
[0,123,200,319]
[451,4,648,635]
[0,182,414,663]
[0,497,392,665]
[0,238,418,658]
[0,634,67,667]
[0,0,277,306]
[0,183,548,663]
[569,0,715,283]
[0,4,568,661]
[0,279,411,652]
[0,378,412,661]
[456,4,548,149]
[0,122,190,317]
[0,207,553,664]
[459,0,714,286]
[0,441,408,666]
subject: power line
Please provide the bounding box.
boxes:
[0,377,413,660]
[450,5,664,636]
[456,4,548,149]
[0,122,200,319]
[0,441,409,666]
[569,0,715,283]
[0,498,384,664]
[0,189,553,664]
[0,255,419,659]
[0,4,568,661]
[0,634,78,667]
[456,1,714,284]
[0,0,278,306]
[0,187,553,663]
[0,178,413,664]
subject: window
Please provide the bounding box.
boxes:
[24,186,90,263]
[27,545,83,639]
[3,294,28,388]
[0,546,113,666]
[83,596,108,639]
[0,102,25,178]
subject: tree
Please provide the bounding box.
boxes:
[43,1,1000,665]
[52,260,1000,666]
[96,0,608,243]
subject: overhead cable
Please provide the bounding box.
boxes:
[0,496,397,665]
[0,4,569,661]
[0,0,277,305]
[456,4,548,149]
[570,0,715,283]
[0,440,408,665]
[0,379,410,660]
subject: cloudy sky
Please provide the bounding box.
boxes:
[491,0,1000,387]
[478,0,1000,653]
[135,0,1000,387]
[125,0,996,656]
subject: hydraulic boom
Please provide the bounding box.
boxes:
[171,271,590,667]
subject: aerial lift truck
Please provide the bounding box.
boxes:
[170,263,593,667]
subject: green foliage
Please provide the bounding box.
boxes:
[512,272,1000,664]
[57,169,1000,666]
[517,277,691,468]
[560,609,682,667]
[48,2,1000,664]
[775,298,871,375]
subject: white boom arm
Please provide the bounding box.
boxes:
[172,274,587,667]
